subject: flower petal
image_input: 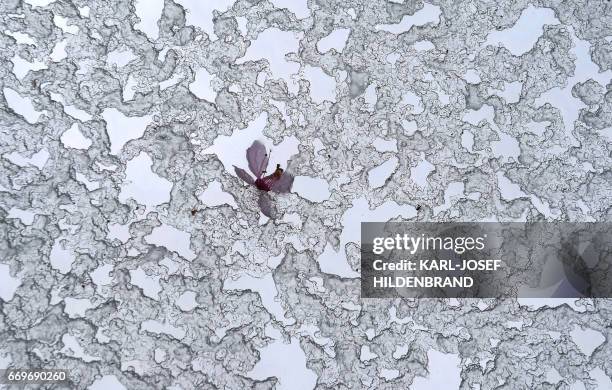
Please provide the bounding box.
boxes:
[270,172,294,193]
[233,165,254,185]
[247,140,269,178]
[258,192,275,218]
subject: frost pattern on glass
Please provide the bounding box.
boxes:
[0,0,611,388]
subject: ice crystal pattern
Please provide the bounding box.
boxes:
[0,0,611,389]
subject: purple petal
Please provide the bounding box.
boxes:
[270,172,294,193]
[258,192,275,218]
[247,140,269,178]
[233,166,254,185]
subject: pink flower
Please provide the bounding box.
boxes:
[233,140,294,218]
